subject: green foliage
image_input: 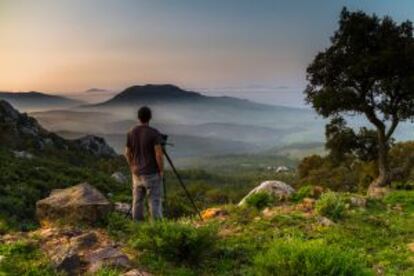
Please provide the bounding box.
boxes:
[291,185,312,202]
[129,220,217,266]
[0,241,57,276]
[315,192,346,221]
[383,190,414,212]
[253,238,371,276]
[245,192,275,210]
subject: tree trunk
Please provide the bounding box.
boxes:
[368,129,390,194]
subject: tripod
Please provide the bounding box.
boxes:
[126,143,203,221]
[162,147,203,221]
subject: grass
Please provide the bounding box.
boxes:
[0,241,58,276]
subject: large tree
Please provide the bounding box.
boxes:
[305,8,414,192]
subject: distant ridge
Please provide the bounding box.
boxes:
[0,91,82,111]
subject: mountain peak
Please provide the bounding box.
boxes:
[99,84,203,106]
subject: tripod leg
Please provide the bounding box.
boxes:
[162,149,203,221]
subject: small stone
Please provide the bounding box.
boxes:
[114,202,131,214]
[123,269,152,276]
[318,216,335,227]
[112,172,128,184]
[349,196,367,208]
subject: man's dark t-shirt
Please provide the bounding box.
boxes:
[126,125,162,175]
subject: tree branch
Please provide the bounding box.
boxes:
[385,115,399,141]
[364,108,385,132]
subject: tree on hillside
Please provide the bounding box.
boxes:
[305,8,414,193]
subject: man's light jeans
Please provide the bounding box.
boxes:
[132,173,163,220]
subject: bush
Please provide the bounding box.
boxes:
[253,238,371,276]
[291,185,312,202]
[315,192,346,221]
[245,192,275,210]
[129,220,217,266]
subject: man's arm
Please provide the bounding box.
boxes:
[124,147,133,166]
[155,145,164,176]
[125,146,139,175]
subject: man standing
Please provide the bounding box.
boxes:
[125,106,164,220]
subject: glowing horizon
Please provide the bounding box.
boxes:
[1,0,413,105]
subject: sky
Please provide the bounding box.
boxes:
[1,0,413,106]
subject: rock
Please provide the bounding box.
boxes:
[12,150,34,159]
[36,183,113,225]
[114,202,131,214]
[238,180,295,206]
[112,171,128,184]
[201,207,228,220]
[123,269,152,276]
[317,216,335,227]
[276,166,290,173]
[296,197,315,212]
[49,245,81,275]
[73,135,117,157]
[86,246,131,273]
[71,232,98,250]
[349,196,367,208]
[367,186,390,199]
[408,242,414,253]
[0,255,4,263]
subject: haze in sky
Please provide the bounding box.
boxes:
[1,0,413,106]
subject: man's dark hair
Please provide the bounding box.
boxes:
[138,106,152,123]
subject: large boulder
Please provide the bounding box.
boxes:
[238,180,295,206]
[36,183,112,225]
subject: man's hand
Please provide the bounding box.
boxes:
[155,144,164,177]
[125,146,140,176]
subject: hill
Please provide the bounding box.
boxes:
[0,91,82,112]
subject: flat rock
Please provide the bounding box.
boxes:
[86,246,131,273]
[36,183,112,225]
[317,216,335,227]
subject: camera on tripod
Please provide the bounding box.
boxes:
[160,134,169,147]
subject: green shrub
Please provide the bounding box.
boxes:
[0,241,57,275]
[315,192,346,221]
[245,192,275,210]
[129,220,217,266]
[253,238,371,276]
[291,185,312,202]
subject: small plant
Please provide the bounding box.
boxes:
[245,192,275,210]
[315,191,346,221]
[291,185,312,202]
[253,238,371,276]
[129,220,217,266]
